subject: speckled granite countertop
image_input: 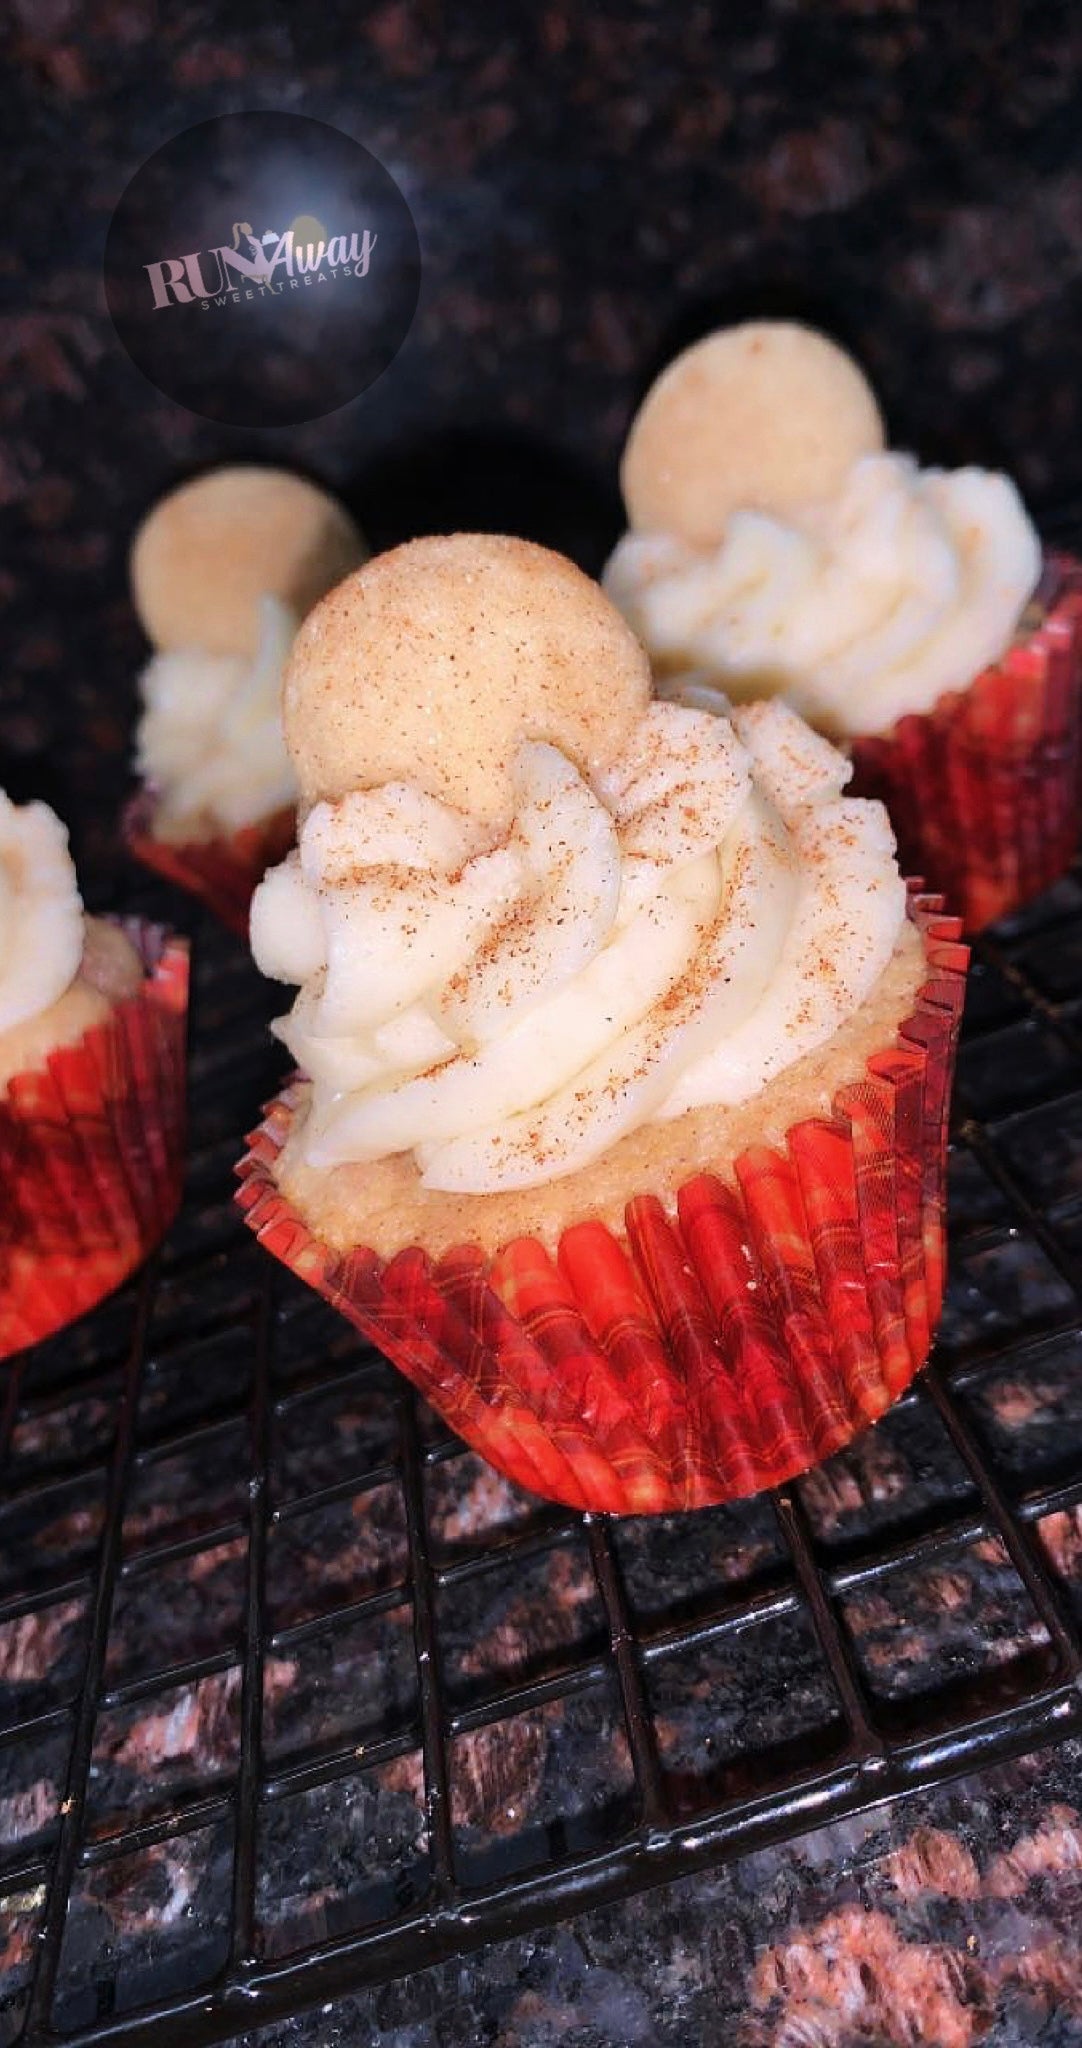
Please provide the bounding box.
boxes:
[4,4,1082,2041]
[224,1742,1082,2047]
[6,0,1082,882]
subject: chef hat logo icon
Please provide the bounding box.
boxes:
[227,222,284,281]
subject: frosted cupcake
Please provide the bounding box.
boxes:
[604,322,1082,931]
[1,792,188,1359]
[237,536,967,1514]
[125,466,366,935]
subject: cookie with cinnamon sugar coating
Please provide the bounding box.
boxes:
[282,533,652,829]
[131,465,365,660]
[621,320,884,548]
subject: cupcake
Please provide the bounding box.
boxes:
[603,321,1082,931]
[0,791,188,1360]
[237,535,967,1514]
[124,466,367,936]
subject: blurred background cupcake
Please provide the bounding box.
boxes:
[0,789,188,1359]
[238,536,968,1513]
[123,465,366,935]
[604,320,1082,933]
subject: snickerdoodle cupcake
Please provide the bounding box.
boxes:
[1,791,188,1358]
[604,321,1082,931]
[124,465,366,934]
[237,536,966,1513]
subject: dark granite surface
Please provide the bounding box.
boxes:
[1,915,1080,2044]
[229,1741,1082,2046]
[5,0,1082,886]
[0,892,1077,2048]
[4,3,1082,2041]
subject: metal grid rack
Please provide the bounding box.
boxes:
[2,847,1082,2048]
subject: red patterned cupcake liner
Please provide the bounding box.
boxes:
[236,893,967,1515]
[0,922,189,1361]
[124,789,295,939]
[850,554,1082,932]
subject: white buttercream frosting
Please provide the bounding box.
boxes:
[135,595,298,832]
[251,698,907,1194]
[604,453,1041,736]
[0,792,84,1034]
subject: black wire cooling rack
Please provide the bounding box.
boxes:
[2,846,1082,2048]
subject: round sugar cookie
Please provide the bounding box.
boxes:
[131,466,366,658]
[283,534,652,828]
[621,321,885,548]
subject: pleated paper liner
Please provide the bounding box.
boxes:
[236,893,967,1515]
[850,554,1082,933]
[124,789,295,939]
[0,922,189,1362]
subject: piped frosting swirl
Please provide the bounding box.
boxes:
[604,321,1041,735]
[251,537,907,1194]
[0,792,84,1035]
